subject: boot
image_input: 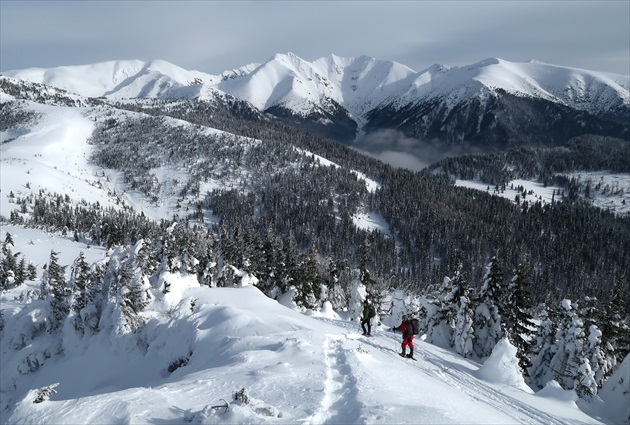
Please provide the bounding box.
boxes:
[400,346,406,357]
[406,347,414,358]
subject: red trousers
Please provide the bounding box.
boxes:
[402,335,414,350]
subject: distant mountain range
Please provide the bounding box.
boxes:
[5,53,629,155]
[2,52,629,315]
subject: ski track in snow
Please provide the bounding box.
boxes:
[418,350,561,425]
[375,331,566,425]
[344,328,572,425]
[307,336,363,425]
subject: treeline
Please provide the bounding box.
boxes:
[424,135,630,187]
[85,109,630,307]
[1,226,627,402]
[371,166,630,302]
[0,77,89,108]
[410,256,629,399]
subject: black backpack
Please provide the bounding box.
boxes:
[368,305,376,318]
[410,318,420,335]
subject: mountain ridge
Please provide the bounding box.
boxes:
[4,53,630,167]
[6,53,628,123]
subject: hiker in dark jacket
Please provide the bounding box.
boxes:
[361,300,375,336]
[393,315,414,358]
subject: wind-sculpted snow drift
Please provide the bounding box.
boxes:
[0,236,622,424]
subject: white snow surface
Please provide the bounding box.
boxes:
[456,175,630,216]
[3,59,219,99]
[5,54,628,127]
[1,55,628,425]
[456,179,562,206]
[2,89,378,224]
[0,226,620,424]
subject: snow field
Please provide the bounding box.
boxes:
[1,245,612,424]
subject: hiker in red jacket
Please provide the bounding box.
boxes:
[393,315,414,358]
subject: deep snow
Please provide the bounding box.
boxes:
[0,225,624,424]
[1,68,628,425]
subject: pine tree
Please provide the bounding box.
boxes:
[451,269,475,358]
[14,256,26,286]
[0,244,18,290]
[82,263,105,334]
[504,263,536,375]
[549,299,597,398]
[282,230,299,293]
[3,232,14,251]
[113,251,150,333]
[474,256,505,358]
[578,296,610,389]
[27,262,38,280]
[528,303,558,390]
[426,274,459,349]
[258,224,282,297]
[292,247,323,310]
[70,252,91,333]
[601,275,630,366]
[46,250,69,332]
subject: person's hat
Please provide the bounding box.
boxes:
[402,314,408,320]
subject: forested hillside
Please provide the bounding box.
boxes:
[1,76,629,408]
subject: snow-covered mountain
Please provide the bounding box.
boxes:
[4,59,220,100]
[6,53,629,147]
[2,55,630,425]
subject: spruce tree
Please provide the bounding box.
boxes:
[27,262,38,280]
[70,252,91,333]
[549,299,597,398]
[46,250,69,332]
[601,275,630,366]
[451,269,475,358]
[528,303,558,390]
[504,263,536,375]
[474,256,504,358]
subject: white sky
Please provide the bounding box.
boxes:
[1,1,629,75]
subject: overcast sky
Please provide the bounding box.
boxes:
[1,1,629,75]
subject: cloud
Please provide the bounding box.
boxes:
[1,1,627,75]
[353,129,488,171]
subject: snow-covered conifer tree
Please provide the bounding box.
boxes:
[349,269,367,322]
[504,263,535,374]
[0,236,19,290]
[70,251,91,333]
[81,263,105,334]
[292,248,323,310]
[528,303,558,390]
[425,275,456,349]
[46,250,69,332]
[473,256,504,358]
[601,275,630,370]
[451,270,475,358]
[549,299,597,398]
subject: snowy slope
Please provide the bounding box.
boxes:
[456,174,630,216]
[396,57,630,117]
[3,59,220,99]
[6,54,628,127]
[0,97,113,215]
[0,80,382,223]
[2,57,629,425]
[0,229,621,424]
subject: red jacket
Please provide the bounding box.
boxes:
[398,320,413,339]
